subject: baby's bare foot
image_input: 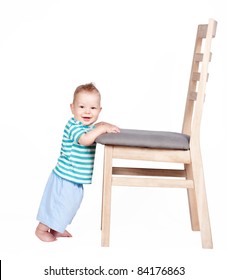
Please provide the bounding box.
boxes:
[35,223,57,242]
[50,229,72,238]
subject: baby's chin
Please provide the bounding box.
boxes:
[81,119,94,126]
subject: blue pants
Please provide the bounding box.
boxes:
[36,171,84,233]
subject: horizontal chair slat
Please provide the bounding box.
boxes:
[112,177,194,188]
[192,72,209,81]
[192,72,200,81]
[194,52,212,62]
[113,146,191,164]
[198,24,208,38]
[112,167,186,177]
[198,22,217,38]
[189,91,197,101]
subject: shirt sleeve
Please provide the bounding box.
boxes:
[68,124,86,144]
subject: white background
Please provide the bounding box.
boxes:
[0,0,226,279]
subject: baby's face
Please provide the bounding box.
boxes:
[70,90,102,125]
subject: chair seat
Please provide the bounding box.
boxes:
[96,129,190,150]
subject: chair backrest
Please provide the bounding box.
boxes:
[182,19,217,143]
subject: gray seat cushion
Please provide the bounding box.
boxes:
[96,129,190,150]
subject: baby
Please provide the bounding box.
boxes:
[35,83,120,241]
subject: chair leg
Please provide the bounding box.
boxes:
[101,146,113,247]
[190,151,213,249]
[185,164,200,231]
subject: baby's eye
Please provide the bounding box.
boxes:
[79,105,84,109]
[91,107,97,110]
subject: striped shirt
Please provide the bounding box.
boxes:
[53,117,96,184]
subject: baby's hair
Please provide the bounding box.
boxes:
[73,82,100,103]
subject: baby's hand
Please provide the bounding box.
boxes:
[105,123,120,133]
[96,122,120,133]
[79,122,120,146]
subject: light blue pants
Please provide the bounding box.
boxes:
[36,171,84,233]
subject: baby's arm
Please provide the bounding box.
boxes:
[78,122,120,146]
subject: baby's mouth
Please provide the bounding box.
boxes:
[82,117,91,121]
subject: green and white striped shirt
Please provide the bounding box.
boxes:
[53,117,96,184]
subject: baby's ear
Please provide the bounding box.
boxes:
[70,103,74,113]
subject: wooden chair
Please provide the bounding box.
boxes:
[96,19,217,248]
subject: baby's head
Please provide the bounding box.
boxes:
[70,83,102,126]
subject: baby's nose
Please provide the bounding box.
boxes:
[85,107,91,113]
